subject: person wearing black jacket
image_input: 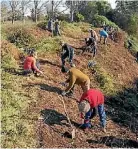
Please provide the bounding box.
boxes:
[60,41,75,67]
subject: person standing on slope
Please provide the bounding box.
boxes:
[99,29,108,44]
[60,41,75,67]
[89,29,98,42]
[78,89,106,132]
[55,19,61,36]
[61,67,90,96]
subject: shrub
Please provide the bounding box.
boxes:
[7,26,35,47]
[124,35,138,56]
[93,14,119,29]
[34,37,61,54]
[91,64,116,95]
[37,21,48,30]
[75,13,85,22]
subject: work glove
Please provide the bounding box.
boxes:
[61,91,67,96]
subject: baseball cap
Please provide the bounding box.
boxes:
[78,100,90,114]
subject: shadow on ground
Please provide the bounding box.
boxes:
[87,136,138,148]
[39,84,62,94]
[40,109,81,128]
[106,78,138,135]
[39,59,61,68]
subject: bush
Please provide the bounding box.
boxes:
[93,14,119,29]
[7,26,35,47]
[127,14,138,37]
[91,64,116,95]
[34,37,61,54]
[124,35,138,55]
[74,13,85,22]
[37,21,48,30]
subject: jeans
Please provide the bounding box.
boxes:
[83,104,106,128]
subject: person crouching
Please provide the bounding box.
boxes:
[23,50,43,76]
[78,89,106,132]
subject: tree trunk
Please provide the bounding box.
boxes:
[52,0,54,19]
[70,1,74,22]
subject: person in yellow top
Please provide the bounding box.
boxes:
[61,66,90,96]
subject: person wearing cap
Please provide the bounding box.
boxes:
[78,89,106,132]
[60,41,75,67]
[61,67,90,96]
[23,50,43,75]
[99,29,108,44]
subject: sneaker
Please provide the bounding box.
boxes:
[79,123,93,130]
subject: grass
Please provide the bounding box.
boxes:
[90,63,116,95]
[61,21,90,39]
[1,40,38,147]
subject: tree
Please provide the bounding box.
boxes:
[1,1,9,23]
[33,0,49,22]
[20,0,31,24]
[65,1,87,22]
[9,0,20,24]
[78,1,111,23]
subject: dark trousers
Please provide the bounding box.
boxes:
[61,52,74,66]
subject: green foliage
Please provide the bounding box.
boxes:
[1,71,37,148]
[78,1,111,23]
[37,21,48,30]
[92,64,116,95]
[124,35,138,58]
[1,53,18,70]
[127,14,138,37]
[75,13,84,22]
[93,14,119,29]
[34,37,61,54]
[7,26,35,47]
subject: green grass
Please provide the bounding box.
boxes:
[90,63,116,95]
[34,36,61,54]
[1,41,37,147]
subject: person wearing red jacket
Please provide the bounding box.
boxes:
[78,89,106,132]
[23,50,43,75]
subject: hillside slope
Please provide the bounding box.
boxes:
[1,22,138,148]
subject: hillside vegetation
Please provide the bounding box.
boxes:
[1,21,138,148]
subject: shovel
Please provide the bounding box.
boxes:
[58,95,76,139]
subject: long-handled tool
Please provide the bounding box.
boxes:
[58,95,76,140]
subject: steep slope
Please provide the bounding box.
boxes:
[1,22,138,148]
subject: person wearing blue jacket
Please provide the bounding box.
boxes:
[99,29,108,44]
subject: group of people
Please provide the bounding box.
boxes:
[22,32,107,132]
[47,18,61,36]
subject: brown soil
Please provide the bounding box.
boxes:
[3,27,138,148]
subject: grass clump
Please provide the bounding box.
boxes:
[7,26,35,47]
[124,35,138,54]
[34,37,61,54]
[1,70,37,148]
[61,21,83,39]
[91,64,116,95]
